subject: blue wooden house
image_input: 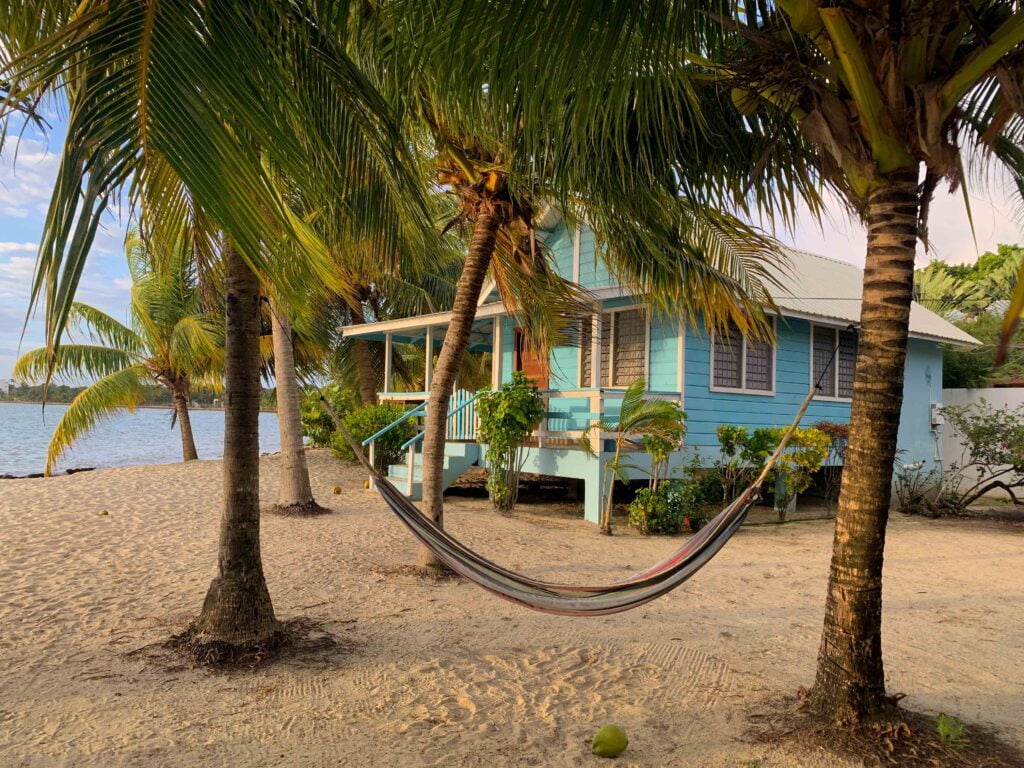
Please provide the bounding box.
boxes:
[343,212,978,523]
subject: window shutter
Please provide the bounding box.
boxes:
[838,330,857,398]
[611,308,646,387]
[713,324,743,389]
[580,318,592,387]
[813,327,837,396]
[745,339,773,391]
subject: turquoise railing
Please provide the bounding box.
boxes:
[362,388,487,494]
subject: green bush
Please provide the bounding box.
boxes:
[628,480,695,534]
[329,401,416,472]
[476,372,546,514]
[715,424,829,520]
[300,384,357,447]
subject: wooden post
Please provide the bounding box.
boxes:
[384,332,393,394]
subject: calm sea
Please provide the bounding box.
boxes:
[0,401,280,476]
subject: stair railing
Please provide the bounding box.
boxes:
[361,389,488,495]
[396,389,486,496]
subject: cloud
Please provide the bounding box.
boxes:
[781,185,1023,269]
[0,242,39,253]
[0,137,61,220]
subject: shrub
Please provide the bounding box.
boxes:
[629,482,686,535]
[893,458,940,516]
[476,372,546,514]
[812,421,849,511]
[939,399,1024,511]
[330,401,416,472]
[715,424,830,520]
[301,384,357,447]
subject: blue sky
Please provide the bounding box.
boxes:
[1,123,1021,379]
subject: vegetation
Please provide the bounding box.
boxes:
[940,401,1024,509]
[330,402,417,474]
[12,231,222,475]
[717,426,830,521]
[944,313,1024,388]
[936,713,970,748]
[300,386,358,449]
[581,379,686,536]
[916,245,1023,317]
[812,422,850,512]
[475,373,546,515]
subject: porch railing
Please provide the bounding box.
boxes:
[362,388,484,494]
[364,386,682,493]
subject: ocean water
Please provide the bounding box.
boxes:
[0,401,280,476]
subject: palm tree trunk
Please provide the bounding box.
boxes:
[812,169,920,723]
[418,206,501,569]
[347,306,378,405]
[191,247,279,647]
[269,298,326,515]
[172,385,199,462]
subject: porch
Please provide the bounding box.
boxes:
[342,307,683,523]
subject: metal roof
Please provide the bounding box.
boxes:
[343,247,981,347]
[770,248,980,346]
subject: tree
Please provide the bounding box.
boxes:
[190,247,279,647]
[2,1,435,653]
[581,379,687,535]
[690,1,1024,722]
[267,296,329,516]
[13,229,222,475]
[362,4,782,570]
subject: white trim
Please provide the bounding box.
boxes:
[579,304,650,389]
[383,332,393,393]
[809,324,855,402]
[677,314,685,404]
[708,317,777,396]
[572,226,581,284]
[477,278,497,306]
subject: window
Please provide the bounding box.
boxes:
[811,325,858,399]
[710,320,775,393]
[579,307,648,387]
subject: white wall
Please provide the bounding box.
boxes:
[941,387,1024,500]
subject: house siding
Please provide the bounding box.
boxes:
[684,316,943,469]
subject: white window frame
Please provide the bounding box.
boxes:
[578,304,650,389]
[708,316,777,396]
[810,324,855,402]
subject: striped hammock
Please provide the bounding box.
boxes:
[321,382,819,617]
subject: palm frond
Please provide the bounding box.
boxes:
[43,364,149,475]
[13,344,139,384]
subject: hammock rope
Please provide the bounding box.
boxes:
[319,329,847,616]
[320,377,815,616]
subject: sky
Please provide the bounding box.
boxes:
[1,124,1022,380]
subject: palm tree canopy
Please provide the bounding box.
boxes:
[12,230,222,474]
[1,1,437,365]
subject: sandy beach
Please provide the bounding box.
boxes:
[1,449,1021,767]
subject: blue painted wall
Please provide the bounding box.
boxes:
[683,316,943,469]
[543,222,615,290]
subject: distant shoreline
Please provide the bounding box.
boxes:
[0,401,275,413]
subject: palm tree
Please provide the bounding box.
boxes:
[673,1,1024,722]
[356,23,783,569]
[266,295,330,516]
[2,2,435,653]
[580,378,686,535]
[13,230,221,475]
